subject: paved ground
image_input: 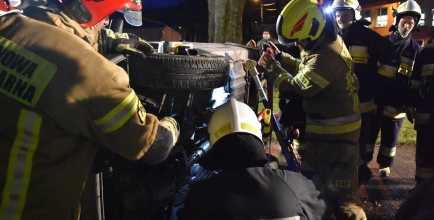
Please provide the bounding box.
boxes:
[265,142,416,219]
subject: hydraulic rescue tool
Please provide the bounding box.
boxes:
[243,60,301,172]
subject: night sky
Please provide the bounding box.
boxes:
[143,0,185,9]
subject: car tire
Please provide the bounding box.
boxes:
[127,52,230,90]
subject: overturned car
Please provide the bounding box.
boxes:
[80,41,264,220]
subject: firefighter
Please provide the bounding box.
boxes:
[365,0,422,178]
[258,0,365,219]
[177,98,331,220]
[407,30,434,186]
[0,0,179,219]
[330,0,401,186]
[22,1,154,58]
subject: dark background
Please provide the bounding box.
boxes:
[140,0,292,43]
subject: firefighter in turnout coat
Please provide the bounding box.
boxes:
[407,38,434,185]
[0,0,179,219]
[330,0,401,185]
[365,0,422,178]
[258,0,365,219]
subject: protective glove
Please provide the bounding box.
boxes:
[101,29,154,58]
[139,117,180,166]
[260,41,280,55]
[406,107,415,124]
[258,52,276,68]
[159,117,180,146]
[246,39,256,47]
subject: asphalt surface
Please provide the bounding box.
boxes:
[266,142,416,219]
[360,145,416,219]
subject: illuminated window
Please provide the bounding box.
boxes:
[376,8,388,27]
[419,8,425,26]
[362,11,371,27]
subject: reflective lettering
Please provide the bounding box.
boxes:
[21,63,37,79]
[12,79,28,97]
[21,85,36,103]
[0,69,6,86]
[1,50,15,67]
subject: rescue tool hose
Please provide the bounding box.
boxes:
[243,60,301,172]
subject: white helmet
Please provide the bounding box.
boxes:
[208,98,262,146]
[391,0,421,32]
[331,0,362,20]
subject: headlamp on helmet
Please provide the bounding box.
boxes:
[276,0,326,44]
[330,0,361,20]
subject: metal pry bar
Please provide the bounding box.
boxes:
[243,60,301,171]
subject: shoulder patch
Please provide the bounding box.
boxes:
[0,36,56,107]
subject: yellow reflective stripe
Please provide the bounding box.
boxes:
[398,57,415,76]
[0,109,41,220]
[306,119,361,134]
[346,70,359,112]
[240,122,259,135]
[378,64,397,78]
[398,67,412,76]
[379,146,396,157]
[301,67,329,88]
[274,72,291,90]
[399,62,413,70]
[421,64,434,76]
[421,69,434,77]
[94,91,138,133]
[360,100,375,113]
[214,124,232,140]
[349,45,370,58]
[352,57,368,64]
[305,113,361,134]
[213,122,258,141]
[340,44,353,69]
[410,80,421,90]
[306,113,360,126]
[383,105,406,118]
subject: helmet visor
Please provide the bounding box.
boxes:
[119,8,142,26]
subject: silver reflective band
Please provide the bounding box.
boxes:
[120,9,142,26]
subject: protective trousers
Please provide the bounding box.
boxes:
[301,141,366,220]
[359,111,373,163]
[365,108,404,167]
[415,124,434,183]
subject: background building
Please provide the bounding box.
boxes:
[358,0,434,46]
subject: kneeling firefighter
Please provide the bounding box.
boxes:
[177,98,331,220]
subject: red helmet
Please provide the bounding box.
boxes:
[0,1,12,11]
[60,0,142,27]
